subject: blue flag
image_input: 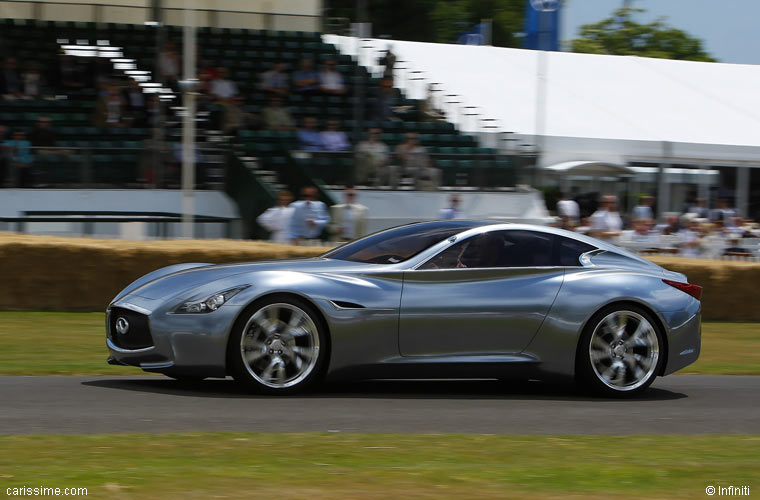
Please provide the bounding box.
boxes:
[523,0,561,51]
[457,23,487,45]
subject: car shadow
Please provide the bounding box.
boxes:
[82,377,687,402]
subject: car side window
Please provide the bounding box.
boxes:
[420,230,555,269]
[556,236,595,266]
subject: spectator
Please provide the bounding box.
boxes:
[297,116,323,151]
[221,95,251,136]
[656,214,680,235]
[329,187,368,242]
[292,58,319,95]
[378,45,396,81]
[2,129,34,187]
[711,198,737,227]
[420,83,445,122]
[556,191,580,227]
[318,59,346,95]
[256,190,295,244]
[355,127,396,186]
[619,218,658,248]
[632,195,654,220]
[439,194,463,219]
[28,116,57,153]
[686,197,710,219]
[122,78,148,127]
[321,119,350,151]
[289,186,330,243]
[372,78,400,122]
[589,195,623,239]
[158,41,181,90]
[210,67,238,100]
[0,57,21,99]
[259,62,289,96]
[93,85,126,127]
[677,217,702,257]
[21,60,43,98]
[261,96,295,130]
[724,237,750,256]
[395,132,440,190]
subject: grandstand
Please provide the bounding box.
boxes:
[0,17,527,238]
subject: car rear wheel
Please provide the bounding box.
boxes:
[228,297,327,394]
[576,305,663,397]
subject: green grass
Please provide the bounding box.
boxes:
[0,433,757,499]
[0,312,757,376]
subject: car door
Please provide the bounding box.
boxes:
[398,229,566,356]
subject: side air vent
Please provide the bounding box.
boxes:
[330,300,366,310]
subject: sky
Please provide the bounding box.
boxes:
[562,0,760,65]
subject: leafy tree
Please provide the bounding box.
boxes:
[324,0,526,47]
[569,7,716,62]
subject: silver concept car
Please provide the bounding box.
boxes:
[106,221,702,397]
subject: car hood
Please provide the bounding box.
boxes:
[128,258,376,300]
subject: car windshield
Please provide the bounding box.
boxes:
[324,221,488,264]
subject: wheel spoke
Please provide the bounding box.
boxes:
[288,309,304,328]
[263,358,281,380]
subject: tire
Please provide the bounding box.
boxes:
[227,296,328,395]
[576,304,664,398]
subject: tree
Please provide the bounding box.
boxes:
[324,0,526,48]
[569,7,716,62]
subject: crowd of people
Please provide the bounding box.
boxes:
[256,186,368,244]
[555,193,760,258]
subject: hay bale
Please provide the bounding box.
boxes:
[0,234,328,311]
[1,233,757,320]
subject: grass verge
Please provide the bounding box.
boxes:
[0,312,757,376]
[1,433,757,499]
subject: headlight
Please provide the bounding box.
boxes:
[174,286,250,313]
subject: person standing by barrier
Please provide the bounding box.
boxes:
[256,190,294,244]
[439,194,463,219]
[289,186,330,244]
[329,187,368,242]
[590,195,623,240]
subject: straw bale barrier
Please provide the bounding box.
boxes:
[0,234,757,320]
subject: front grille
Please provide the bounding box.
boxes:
[109,307,154,350]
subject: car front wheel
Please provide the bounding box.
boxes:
[576,305,663,397]
[228,297,327,394]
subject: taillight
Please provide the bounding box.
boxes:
[663,279,702,300]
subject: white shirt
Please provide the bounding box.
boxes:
[556,199,580,220]
[256,206,294,244]
[210,79,239,99]
[342,204,356,239]
[590,209,623,233]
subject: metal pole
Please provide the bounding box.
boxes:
[152,0,165,189]
[736,166,749,218]
[181,3,197,239]
[657,141,672,218]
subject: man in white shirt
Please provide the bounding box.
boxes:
[632,195,654,221]
[590,195,623,239]
[438,194,463,219]
[329,188,368,242]
[210,67,239,100]
[556,191,580,227]
[289,186,331,243]
[256,191,294,244]
[318,59,346,95]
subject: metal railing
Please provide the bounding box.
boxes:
[1,145,226,189]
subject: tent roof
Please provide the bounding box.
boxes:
[326,35,760,148]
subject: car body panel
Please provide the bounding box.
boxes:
[399,267,564,356]
[106,221,702,385]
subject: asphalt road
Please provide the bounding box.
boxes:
[1,375,757,435]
